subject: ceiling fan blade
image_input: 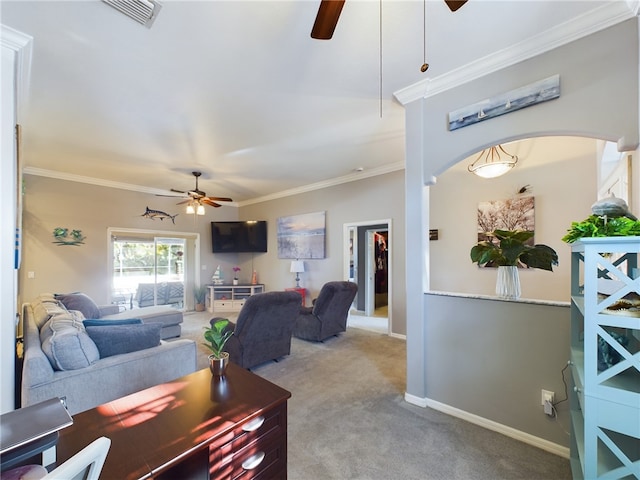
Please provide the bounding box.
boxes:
[201,198,222,208]
[444,0,468,12]
[176,199,191,205]
[206,196,233,202]
[311,0,345,40]
[170,188,186,194]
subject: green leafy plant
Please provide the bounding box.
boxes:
[203,319,233,359]
[562,215,640,243]
[470,229,558,271]
[194,285,207,304]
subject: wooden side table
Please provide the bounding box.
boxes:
[285,287,306,306]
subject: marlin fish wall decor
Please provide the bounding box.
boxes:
[141,207,178,224]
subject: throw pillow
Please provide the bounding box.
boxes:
[83,318,143,327]
[86,323,162,358]
[40,314,100,371]
[55,293,101,319]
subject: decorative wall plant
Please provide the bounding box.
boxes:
[52,228,86,246]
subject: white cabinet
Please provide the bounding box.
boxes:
[207,284,265,313]
[570,238,640,480]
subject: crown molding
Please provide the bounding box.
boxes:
[394,1,638,106]
[24,161,405,207]
[238,161,405,207]
[22,166,206,199]
[1,24,34,118]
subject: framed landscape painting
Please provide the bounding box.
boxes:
[477,196,535,243]
[277,211,326,259]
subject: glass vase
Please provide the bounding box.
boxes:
[496,265,521,299]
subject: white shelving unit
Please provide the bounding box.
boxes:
[570,237,640,480]
[207,284,265,313]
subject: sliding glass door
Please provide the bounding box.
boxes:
[111,232,193,310]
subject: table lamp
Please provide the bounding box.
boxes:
[290,260,305,288]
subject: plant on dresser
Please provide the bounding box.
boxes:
[569,237,640,480]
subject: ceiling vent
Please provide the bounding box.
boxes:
[102,0,162,28]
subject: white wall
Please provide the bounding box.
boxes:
[1,38,18,414]
[1,25,32,413]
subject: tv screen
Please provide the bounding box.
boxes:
[211,221,267,253]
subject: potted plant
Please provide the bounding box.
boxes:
[194,285,207,312]
[232,266,241,285]
[470,229,558,299]
[203,318,233,376]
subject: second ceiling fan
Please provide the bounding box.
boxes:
[310,0,468,40]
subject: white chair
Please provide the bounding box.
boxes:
[43,437,110,480]
[1,437,110,480]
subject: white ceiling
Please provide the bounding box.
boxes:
[1,0,631,205]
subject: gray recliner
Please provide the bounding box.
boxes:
[293,281,358,342]
[213,290,301,369]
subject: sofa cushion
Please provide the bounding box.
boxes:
[86,323,162,358]
[31,295,68,330]
[40,314,100,371]
[55,293,101,319]
[83,318,143,327]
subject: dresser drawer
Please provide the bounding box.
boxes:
[232,300,246,310]
[210,404,287,479]
[210,434,286,480]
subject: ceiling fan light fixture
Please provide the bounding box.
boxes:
[468,145,518,179]
[196,204,205,216]
[186,203,195,215]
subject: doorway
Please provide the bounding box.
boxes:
[343,219,391,334]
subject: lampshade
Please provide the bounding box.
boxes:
[186,201,206,215]
[468,145,518,179]
[290,260,305,273]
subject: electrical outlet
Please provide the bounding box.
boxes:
[541,389,554,405]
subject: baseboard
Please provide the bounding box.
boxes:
[403,393,570,459]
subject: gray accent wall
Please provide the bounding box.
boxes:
[403,18,640,449]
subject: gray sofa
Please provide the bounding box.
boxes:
[21,294,197,415]
[54,292,184,339]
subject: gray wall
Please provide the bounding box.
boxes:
[424,294,571,448]
[19,175,237,306]
[19,170,407,334]
[403,18,639,449]
[240,170,407,335]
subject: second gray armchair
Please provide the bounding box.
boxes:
[293,281,358,342]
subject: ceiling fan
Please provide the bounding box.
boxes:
[310,0,468,40]
[170,171,232,209]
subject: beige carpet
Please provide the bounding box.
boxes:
[178,311,571,480]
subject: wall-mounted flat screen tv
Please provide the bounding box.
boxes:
[211,221,267,253]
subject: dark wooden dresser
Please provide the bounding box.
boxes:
[55,363,291,479]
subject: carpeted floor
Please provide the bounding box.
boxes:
[178,311,571,480]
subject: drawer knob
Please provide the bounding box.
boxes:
[242,416,265,432]
[242,451,265,470]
